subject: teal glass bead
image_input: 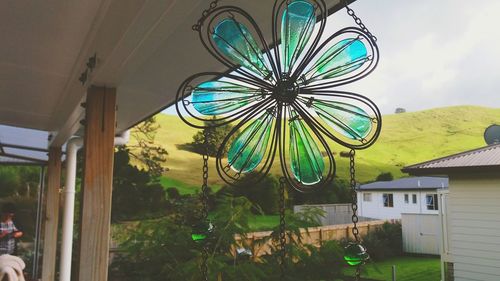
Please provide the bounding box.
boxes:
[344,243,369,266]
[191,221,214,243]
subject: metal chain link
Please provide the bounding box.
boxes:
[193,0,220,31]
[344,2,377,42]
[349,149,361,280]
[200,129,210,281]
[279,177,287,279]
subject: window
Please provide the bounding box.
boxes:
[412,194,417,204]
[426,194,439,210]
[383,193,394,207]
[363,193,372,202]
[404,194,409,204]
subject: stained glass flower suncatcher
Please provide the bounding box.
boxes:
[176,0,381,191]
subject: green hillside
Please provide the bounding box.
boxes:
[149,106,500,193]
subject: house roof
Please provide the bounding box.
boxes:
[358,176,448,191]
[402,143,500,175]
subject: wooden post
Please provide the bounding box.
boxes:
[41,147,62,281]
[78,86,116,281]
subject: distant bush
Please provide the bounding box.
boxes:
[362,221,402,260]
[375,172,394,182]
[218,172,279,215]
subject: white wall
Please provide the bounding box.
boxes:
[357,190,440,220]
[445,175,500,281]
[402,213,440,255]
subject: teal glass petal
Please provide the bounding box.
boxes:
[228,112,273,173]
[213,19,271,79]
[289,113,324,185]
[280,0,315,73]
[313,100,372,140]
[192,80,260,115]
[307,38,367,81]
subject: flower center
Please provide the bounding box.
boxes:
[272,76,299,104]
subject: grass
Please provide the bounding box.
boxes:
[248,215,279,231]
[343,256,441,281]
[137,105,500,189]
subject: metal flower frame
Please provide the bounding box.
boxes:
[176,0,381,192]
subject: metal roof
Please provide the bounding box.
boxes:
[0,125,49,165]
[402,143,500,175]
[358,177,448,191]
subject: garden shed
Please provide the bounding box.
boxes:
[403,143,500,281]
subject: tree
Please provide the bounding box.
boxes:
[127,117,168,178]
[191,117,238,157]
[291,179,351,205]
[219,172,280,215]
[0,167,20,197]
[376,172,394,182]
[395,107,406,114]
[112,147,167,221]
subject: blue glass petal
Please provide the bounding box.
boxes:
[213,19,271,79]
[228,112,273,173]
[313,100,372,140]
[192,81,261,115]
[306,38,368,81]
[280,1,315,73]
[289,112,324,185]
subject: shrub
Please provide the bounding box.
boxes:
[218,172,280,215]
[362,222,402,261]
[110,195,344,281]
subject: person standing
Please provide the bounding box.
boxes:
[0,203,23,256]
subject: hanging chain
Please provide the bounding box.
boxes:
[344,1,377,42]
[193,0,220,31]
[200,128,210,281]
[278,177,287,279]
[349,149,362,280]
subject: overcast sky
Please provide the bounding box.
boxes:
[335,0,500,114]
[164,0,500,115]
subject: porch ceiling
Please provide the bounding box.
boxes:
[0,0,346,148]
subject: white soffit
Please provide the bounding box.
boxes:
[0,0,345,147]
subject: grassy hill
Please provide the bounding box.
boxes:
[148,105,500,193]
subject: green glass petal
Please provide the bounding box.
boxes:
[192,80,260,115]
[344,243,369,266]
[313,100,372,140]
[228,112,273,173]
[213,18,271,79]
[289,113,324,185]
[280,0,315,73]
[307,38,367,81]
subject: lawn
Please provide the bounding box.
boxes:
[343,256,441,281]
[248,215,279,231]
[160,176,221,195]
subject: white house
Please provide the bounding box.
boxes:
[357,177,448,220]
[403,143,500,281]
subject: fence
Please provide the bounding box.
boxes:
[235,220,395,257]
[293,204,376,226]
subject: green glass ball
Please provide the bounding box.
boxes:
[344,243,369,266]
[191,221,214,243]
